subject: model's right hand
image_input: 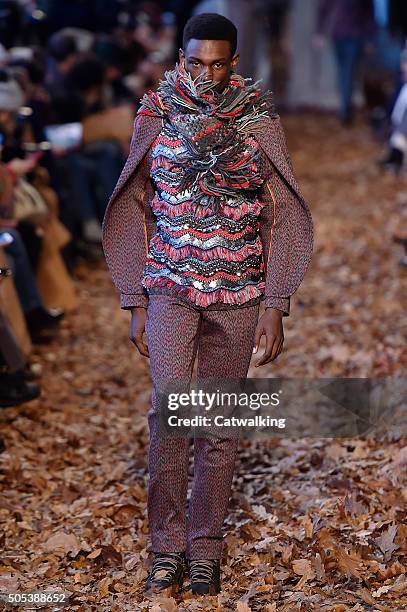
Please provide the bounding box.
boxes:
[129,308,149,357]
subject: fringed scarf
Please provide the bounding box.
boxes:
[138,60,276,214]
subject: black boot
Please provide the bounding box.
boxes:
[25,306,65,330]
[0,369,41,408]
[378,147,404,174]
[144,552,185,597]
[25,307,65,344]
[188,558,221,595]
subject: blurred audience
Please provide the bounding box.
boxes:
[313,0,377,125]
[0,0,178,410]
[379,49,407,174]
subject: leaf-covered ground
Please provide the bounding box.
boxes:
[0,114,406,611]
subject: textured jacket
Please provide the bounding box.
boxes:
[102,112,314,317]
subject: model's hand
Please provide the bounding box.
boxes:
[253,308,284,367]
[129,308,149,357]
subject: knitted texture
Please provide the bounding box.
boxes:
[145,293,260,558]
[138,60,273,217]
[134,62,273,308]
[102,85,314,315]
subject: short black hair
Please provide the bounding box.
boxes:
[182,13,237,57]
[67,56,106,92]
[48,33,77,62]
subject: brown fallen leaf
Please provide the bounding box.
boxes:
[357,587,386,610]
[98,576,111,598]
[292,558,313,576]
[87,548,102,559]
[281,543,294,563]
[336,547,363,579]
[154,569,171,579]
[125,553,140,570]
[236,602,251,612]
[294,572,313,590]
[0,572,21,591]
[43,531,81,556]
[145,596,178,611]
[374,522,399,562]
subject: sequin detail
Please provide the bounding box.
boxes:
[139,61,271,308]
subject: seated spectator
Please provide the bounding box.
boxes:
[0,231,42,409]
[1,227,64,343]
[93,35,134,105]
[46,30,79,88]
[48,54,125,243]
[0,308,41,407]
[0,72,71,342]
[50,54,108,123]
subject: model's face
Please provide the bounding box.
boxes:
[179,39,239,91]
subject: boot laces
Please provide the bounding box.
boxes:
[150,553,183,582]
[189,559,217,583]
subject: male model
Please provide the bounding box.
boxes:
[102,13,313,598]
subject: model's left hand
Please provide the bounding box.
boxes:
[253,308,284,366]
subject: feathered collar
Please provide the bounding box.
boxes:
[138,59,276,134]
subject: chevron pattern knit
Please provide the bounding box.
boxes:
[136,61,277,308]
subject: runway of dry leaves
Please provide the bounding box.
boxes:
[0,113,406,611]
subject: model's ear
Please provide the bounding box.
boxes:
[179,48,185,63]
[231,53,239,71]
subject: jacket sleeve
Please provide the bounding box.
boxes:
[258,117,314,317]
[102,115,153,310]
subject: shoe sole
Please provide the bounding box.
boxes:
[191,583,220,596]
[144,569,184,598]
[0,392,41,408]
[144,582,182,598]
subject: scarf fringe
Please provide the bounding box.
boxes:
[138,61,277,132]
[142,276,266,308]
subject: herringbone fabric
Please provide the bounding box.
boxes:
[145,293,260,559]
[102,112,314,316]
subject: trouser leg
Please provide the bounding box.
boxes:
[186,304,260,560]
[3,229,43,313]
[145,295,202,552]
[333,36,363,122]
[0,312,26,372]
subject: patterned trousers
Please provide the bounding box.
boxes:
[145,293,260,560]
